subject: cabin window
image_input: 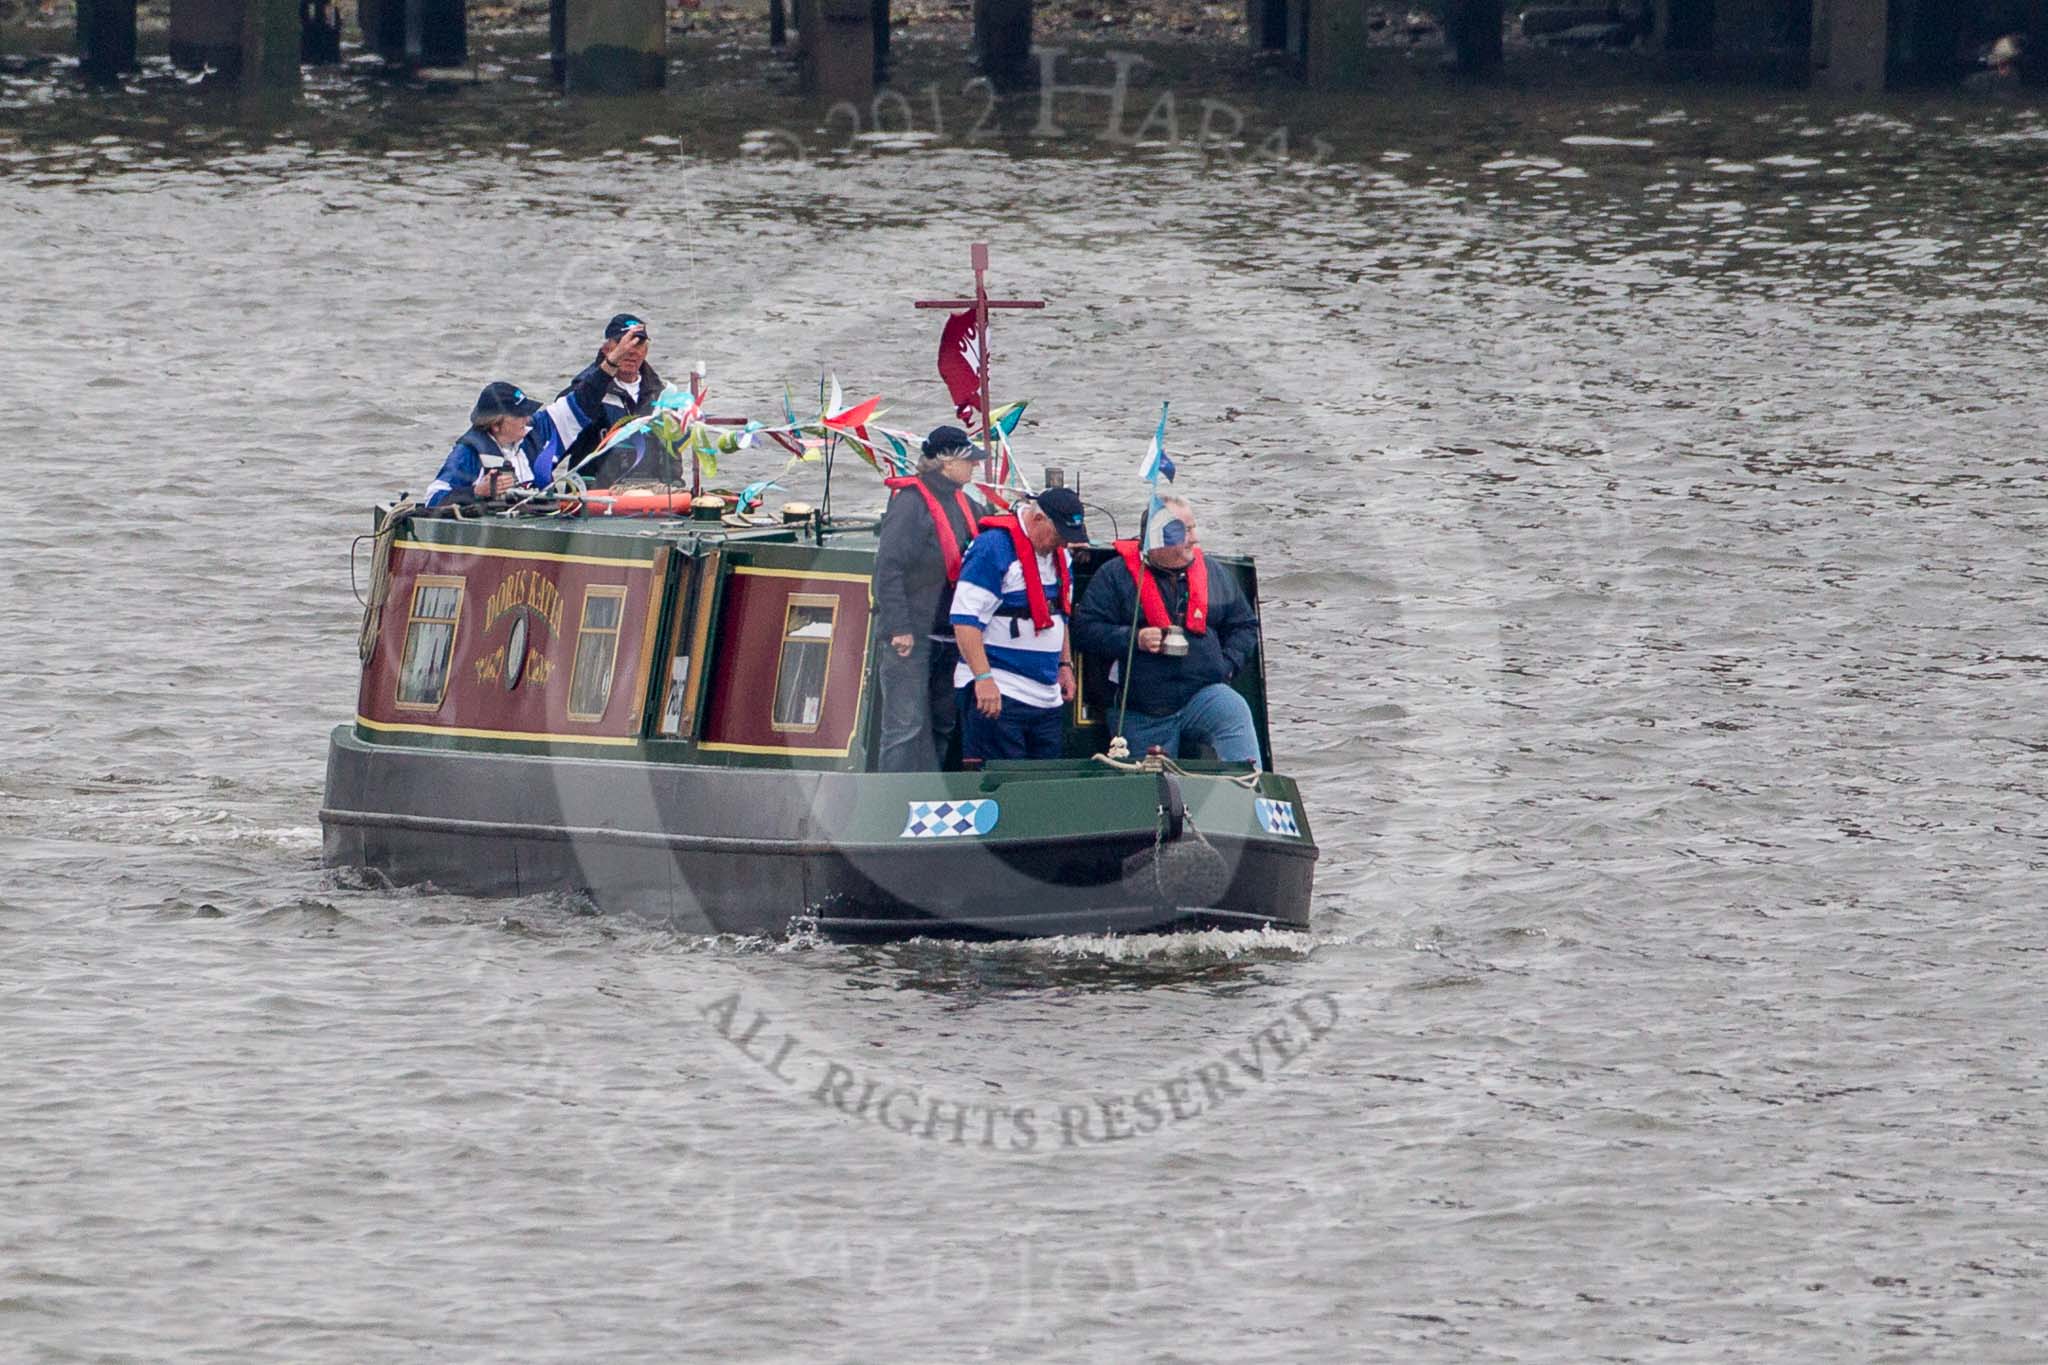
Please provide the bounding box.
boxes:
[567,586,628,721]
[771,595,837,732]
[394,576,465,710]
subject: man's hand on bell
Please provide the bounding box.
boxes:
[1138,626,1165,653]
[890,633,915,658]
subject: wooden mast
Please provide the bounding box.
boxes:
[914,242,1045,477]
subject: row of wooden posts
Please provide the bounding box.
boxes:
[74,0,1898,97]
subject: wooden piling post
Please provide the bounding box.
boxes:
[1284,0,1308,66]
[241,0,301,84]
[1303,0,1370,85]
[409,0,468,66]
[301,0,341,63]
[1651,0,1713,51]
[1713,0,1784,57]
[170,0,245,73]
[1810,0,1887,92]
[1445,0,1502,74]
[559,0,666,91]
[1246,0,1284,49]
[973,0,1030,80]
[77,0,138,80]
[358,0,462,66]
[801,0,875,102]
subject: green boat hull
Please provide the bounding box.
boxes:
[320,726,1318,940]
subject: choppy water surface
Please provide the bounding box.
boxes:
[5,40,2048,1361]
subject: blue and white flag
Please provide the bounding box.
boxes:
[1137,401,1178,554]
[1136,401,1175,484]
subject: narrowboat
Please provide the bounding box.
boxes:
[320,500,1319,941]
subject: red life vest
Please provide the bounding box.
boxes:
[1113,540,1209,635]
[979,514,1072,630]
[884,476,979,583]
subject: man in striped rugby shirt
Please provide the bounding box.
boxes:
[948,487,1091,763]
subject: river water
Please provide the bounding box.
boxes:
[4,33,2047,1362]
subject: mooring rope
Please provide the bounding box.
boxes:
[1089,748,1262,791]
[357,500,414,662]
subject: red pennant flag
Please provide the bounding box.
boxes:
[937,308,982,426]
[822,395,883,434]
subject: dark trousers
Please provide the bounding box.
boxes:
[957,685,1065,762]
[877,637,960,771]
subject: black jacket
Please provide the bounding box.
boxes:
[874,472,980,640]
[1073,554,1260,716]
[557,355,668,486]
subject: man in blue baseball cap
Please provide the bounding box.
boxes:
[421,372,611,508]
[552,313,671,487]
[948,484,1090,763]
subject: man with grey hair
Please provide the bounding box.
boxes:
[872,425,986,770]
[1074,494,1264,767]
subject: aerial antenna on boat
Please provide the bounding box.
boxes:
[915,241,1046,482]
[817,362,835,529]
[689,361,707,499]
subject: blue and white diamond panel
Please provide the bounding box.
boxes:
[1254,798,1301,838]
[900,799,1001,839]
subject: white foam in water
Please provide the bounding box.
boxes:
[636,920,1321,958]
[969,924,1324,962]
[12,789,323,857]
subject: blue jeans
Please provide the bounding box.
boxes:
[957,686,1066,762]
[1116,683,1262,767]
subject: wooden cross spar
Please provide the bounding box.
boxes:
[914,241,1046,471]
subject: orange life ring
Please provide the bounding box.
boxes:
[569,488,694,517]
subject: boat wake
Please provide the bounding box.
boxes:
[0,775,323,857]
[583,918,1330,979]
[961,924,1326,963]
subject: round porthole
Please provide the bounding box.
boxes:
[504,612,529,691]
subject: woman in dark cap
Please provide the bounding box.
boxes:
[871,425,987,770]
[422,368,612,508]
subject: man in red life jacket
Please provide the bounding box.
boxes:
[950,487,1091,763]
[872,425,986,770]
[1073,495,1264,768]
